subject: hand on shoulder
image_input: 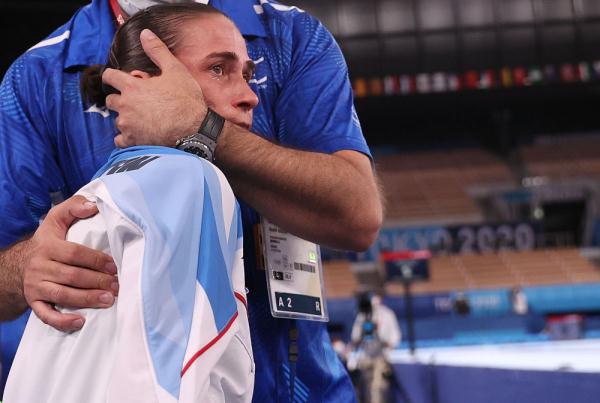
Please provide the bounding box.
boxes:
[23,195,118,332]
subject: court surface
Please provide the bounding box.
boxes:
[388,338,600,373]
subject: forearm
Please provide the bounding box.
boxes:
[216,122,383,251]
[0,239,30,320]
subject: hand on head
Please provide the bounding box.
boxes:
[100,8,258,149]
[103,29,207,149]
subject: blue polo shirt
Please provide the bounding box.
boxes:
[0,1,369,401]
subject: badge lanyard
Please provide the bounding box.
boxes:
[257,218,329,322]
[109,0,127,26]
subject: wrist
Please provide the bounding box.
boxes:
[10,237,31,297]
[175,105,206,147]
[213,120,250,168]
[213,120,232,163]
[175,108,224,162]
[191,104,207,138]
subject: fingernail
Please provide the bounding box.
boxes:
[72,318,84,329]
[105,262,117,274]
[111,280,119,293]
[141,29,156,40]
[99,292,114,304]
[83,201,96,209]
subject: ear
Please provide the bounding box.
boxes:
[129,70,152,79]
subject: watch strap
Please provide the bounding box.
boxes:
[199,108,225,142]
[175,108,225,162]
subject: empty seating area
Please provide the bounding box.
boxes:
[378,137,600,224]
[520,137,600,181]
[324,248,600,298]
[339,140,600,299]
[378,148,515,223]
[323,260,359,298]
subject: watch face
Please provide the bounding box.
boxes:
[188,146,208,159]
[182,142,213,161]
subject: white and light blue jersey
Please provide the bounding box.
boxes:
[4,147,253,403]
[0,1,367,400]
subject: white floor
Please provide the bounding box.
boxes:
[388,339,600,373]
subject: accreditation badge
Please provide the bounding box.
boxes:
[257,218,329,322]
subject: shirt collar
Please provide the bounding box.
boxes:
[65,0,116,69]
[64,0,265,69]
[209,0,267,38]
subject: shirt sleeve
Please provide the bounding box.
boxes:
[351,312,366,344]
[0,54,65,246]
[378,306,401,348]
[4,156,254,403]
[2,198,115,403]
[273,13,371,158]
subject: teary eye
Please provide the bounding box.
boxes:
[211,65,224,75]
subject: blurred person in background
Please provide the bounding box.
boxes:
[511,286,529,315]
[0,0,382,401]
[349,292,401,403]
[454,291,471,315]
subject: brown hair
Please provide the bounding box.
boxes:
[80,3,227,107]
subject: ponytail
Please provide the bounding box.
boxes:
[80,64,108,107]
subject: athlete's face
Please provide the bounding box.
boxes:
[174,15,258,130]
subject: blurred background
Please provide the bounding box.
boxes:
[4,0,600,402]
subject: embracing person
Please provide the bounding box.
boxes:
[4,5,256,402]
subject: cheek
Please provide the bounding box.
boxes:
[198,82,219,107]
[186,70,222,108]
[201,85,230,115]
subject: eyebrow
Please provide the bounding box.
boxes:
[205,51,256,75]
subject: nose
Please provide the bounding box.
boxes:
[232,80,259,113]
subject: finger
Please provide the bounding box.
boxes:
[68,195,99,219]
[104,93,122,112]
[114,115,122,133]
[30,300,85,332]
[45,196,98,235]
[47,261,119,292]
[102,68,136,92]
[39,281,115,309]
[140,29,179,71]
[114,134,128,148]
[114,115,128,136]
[51,241,116,275]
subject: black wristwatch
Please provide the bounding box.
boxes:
[175,108,225,162]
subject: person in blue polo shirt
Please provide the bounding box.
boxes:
[0,0,382,401]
